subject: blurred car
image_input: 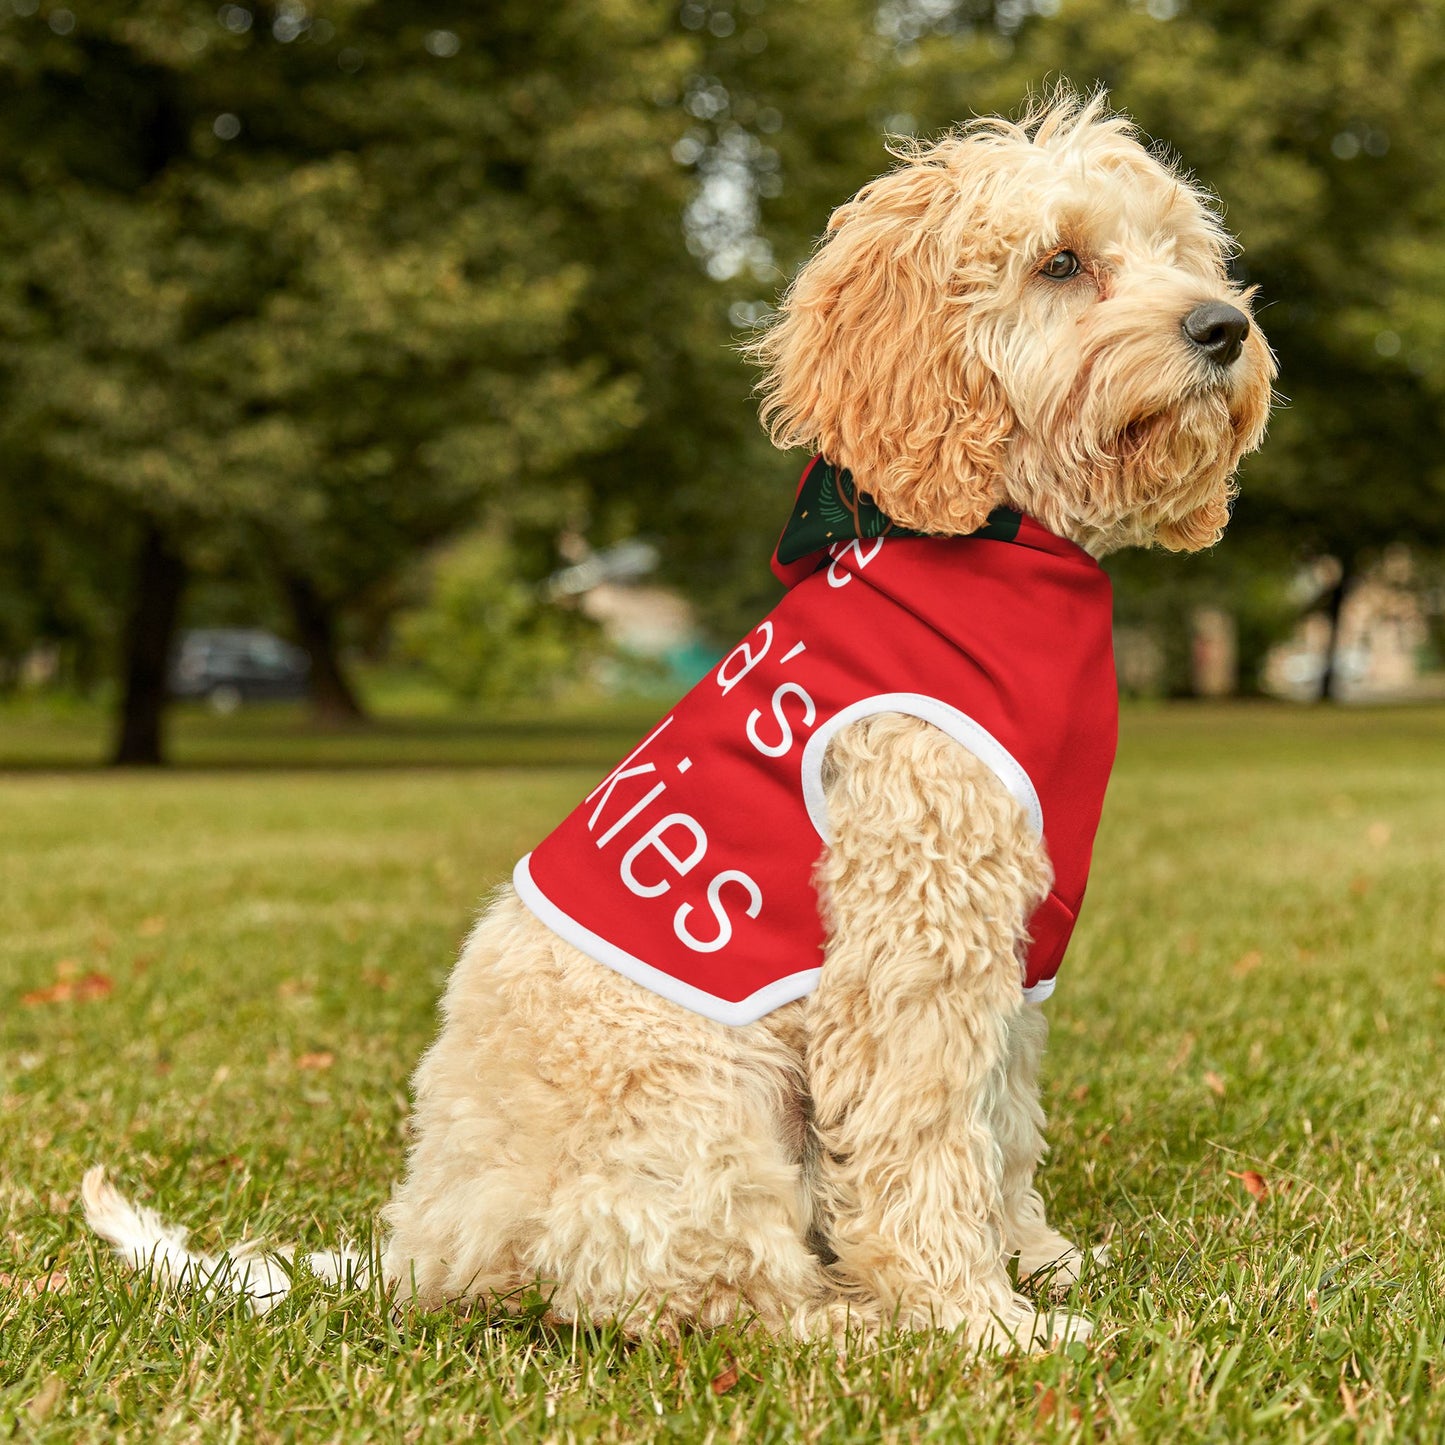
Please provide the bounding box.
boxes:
[170,628,310,712]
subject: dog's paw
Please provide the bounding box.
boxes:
[1032,1308,1093,1348]
[972,1295,1093,1353]
[1018,1240,1110,1293]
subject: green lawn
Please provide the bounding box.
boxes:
[2,703,1443,1442]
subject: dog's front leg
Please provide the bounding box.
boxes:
[806,713,1089,1350]
[994,1004,1102,1290]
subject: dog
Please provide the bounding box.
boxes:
[85,90,1274,1351]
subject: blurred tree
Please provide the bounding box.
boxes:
[573,0,893,637]
[0,1,695,758]
[0,451,129,694]
[0,0,911,753]
[395,530,599,706]
[10,0,1441,742]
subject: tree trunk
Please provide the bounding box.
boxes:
[1317,554,1355,703]
[281,571,366,725]
[112,524,187,766]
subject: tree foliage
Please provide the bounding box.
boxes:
[395,531,598,706]
[0,1,706,751]
[3,0,1443,735]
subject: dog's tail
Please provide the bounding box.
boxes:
[81,1165,368,1315]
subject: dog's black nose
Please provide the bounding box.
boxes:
[1182,302,1250,367]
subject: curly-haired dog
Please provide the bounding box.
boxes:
[85,91,1273,1350]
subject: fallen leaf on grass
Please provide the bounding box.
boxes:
[295,1051,334,1071]
[711,1358,740,1396]
[1433,974,1445,991]
[1232,950,1263,977]
[1365,822,1391,849]
[1034,1386,1058,1424]
[1204,1070,1227,1098]
[1228,1169,1269,1201]
[21,972,114,1006]
[138,915,167,937]
[361,969,394,992]
[0,1268,70,1299]
[1070,1084,1090,1103]
[1034,1385,1086,1427]
[1167,1033,1196,1073]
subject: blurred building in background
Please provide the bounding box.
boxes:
[1262,549,1441,702]
[547,540,719,690]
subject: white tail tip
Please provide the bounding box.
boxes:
[81,1166,368,1315]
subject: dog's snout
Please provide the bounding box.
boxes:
[1182,302,1250,367]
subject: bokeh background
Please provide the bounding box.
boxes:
[2,0,1444,762]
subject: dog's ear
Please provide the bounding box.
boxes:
[749,152,1012,535]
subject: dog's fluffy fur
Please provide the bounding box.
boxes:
[86,91,1273,1350]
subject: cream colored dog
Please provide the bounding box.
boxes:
[85,91,1273,1351]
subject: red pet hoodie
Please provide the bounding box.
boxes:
[514,457,1118,1026]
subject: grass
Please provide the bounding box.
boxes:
[2,700,1443,1442]
[0,682,667,771]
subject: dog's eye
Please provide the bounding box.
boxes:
[1040,250,1081,280]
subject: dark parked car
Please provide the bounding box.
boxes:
[170,629,310,712]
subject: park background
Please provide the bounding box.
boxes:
[2,2,1444,1442]
[2,0,1445,753]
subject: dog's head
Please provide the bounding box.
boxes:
[750,90,1275,554]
